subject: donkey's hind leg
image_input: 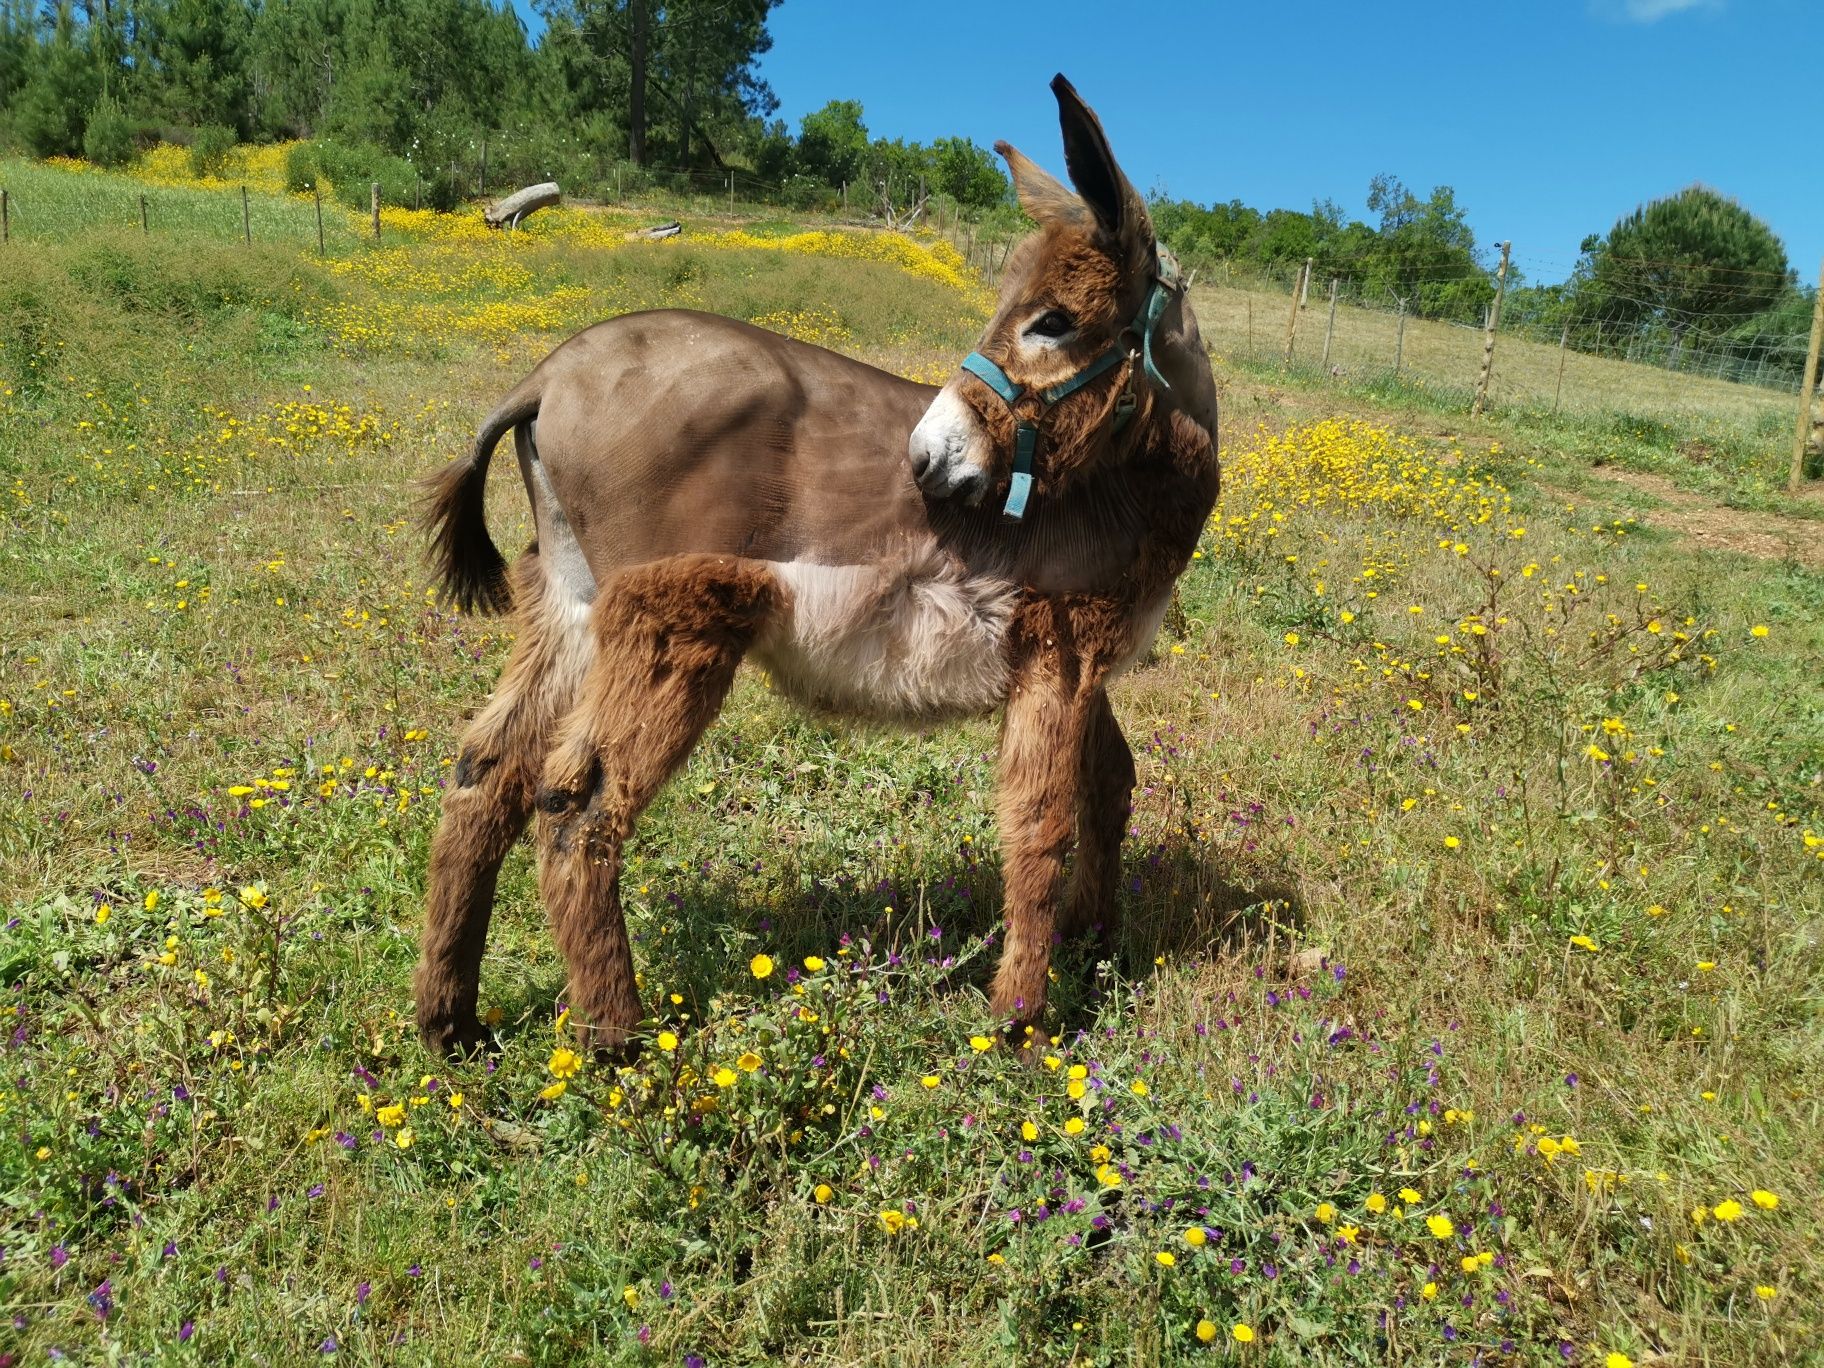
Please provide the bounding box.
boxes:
[1059,689,1135,955]
[416,555,593,1055]
[536,555,780,1058]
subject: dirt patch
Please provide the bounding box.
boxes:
[1574,466,1824,569]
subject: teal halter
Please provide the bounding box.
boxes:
[957,251,1181,521]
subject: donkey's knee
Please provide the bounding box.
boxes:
[452,744,496,791]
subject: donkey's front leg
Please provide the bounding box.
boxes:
[1059,689,1134,956]
[991,665,1096,1049]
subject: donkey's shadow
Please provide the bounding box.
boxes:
[483,836,1303,1041]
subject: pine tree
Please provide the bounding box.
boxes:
[1583,186,1791,362]
[13,3,100,157]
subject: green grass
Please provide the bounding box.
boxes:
[1184,278,1816,516]
[2,159,1821,1366]
[0,155,370,253]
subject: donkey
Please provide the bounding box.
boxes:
[413,75,1219,1059]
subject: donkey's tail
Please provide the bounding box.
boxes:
[420,377,543,616]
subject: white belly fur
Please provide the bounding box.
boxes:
[756,548,1016,723]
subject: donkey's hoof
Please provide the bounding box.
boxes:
[573,1020,641,1068]
[998,1019,1048,1065]
[420,1015,493,1059]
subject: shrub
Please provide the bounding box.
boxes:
[81,93,134,167]
[189,124,237,178]
[284,141,321,194]
[283,139,423,211]
[418,166,466,213]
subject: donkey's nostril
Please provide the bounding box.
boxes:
[911,451,932,482]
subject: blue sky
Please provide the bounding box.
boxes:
[513,0,1821,287]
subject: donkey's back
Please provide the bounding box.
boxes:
[425,309,942,617]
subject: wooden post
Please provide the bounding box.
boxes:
[1553,321,1570,414]
[1299,257,1313,309]
[314,187,325,256]
[241,185,251,245]
[1789,257,1824,491]
[842,180,848,214]
[1321,276,1339,372]
[478,138,487,197]
[140,193,148,235]
[1282,262,1305,366]
[1393,298,1407,375]
[370,183,380,241]
[1471,240,1512,418]
[615,165,622,199]
[729,171,734,209]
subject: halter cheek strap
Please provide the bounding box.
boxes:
[957,251,1182,521]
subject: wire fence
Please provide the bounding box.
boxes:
[1181,257,1817,397]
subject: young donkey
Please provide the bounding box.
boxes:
[414,76,1220,1058]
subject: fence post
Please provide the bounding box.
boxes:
[241,185,251,245]
[842,180,848,214]
[1789,256,1824,491]
[1321,277,1339,372]
[1471,240,1512,418]
[140,193,148,235]
[1553,322,1570,414]
[315,187,325,256]
[1299,257,1313,309]
[371,183,381,241]
[729,171,734,210]
[1393,298,1407,375]
[478,137,487,197]
[1283,263,1306,366]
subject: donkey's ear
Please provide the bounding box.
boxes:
[1051,73,1148,246]
[995,140,1087,226]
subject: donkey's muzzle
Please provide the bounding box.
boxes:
[909,387,993,505]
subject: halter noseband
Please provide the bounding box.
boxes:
[957,249,1182,521]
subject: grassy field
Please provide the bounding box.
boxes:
[1180,279,1812,517]
[2,155,1821,1366]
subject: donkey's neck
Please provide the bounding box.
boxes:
[932,404,1217,599]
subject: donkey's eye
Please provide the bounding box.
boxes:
[1026,310,1075,339]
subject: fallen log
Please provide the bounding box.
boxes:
[484,182,560,230]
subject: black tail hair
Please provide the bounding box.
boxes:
[419,383,541,615]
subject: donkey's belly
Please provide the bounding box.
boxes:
[753,549,1017,724]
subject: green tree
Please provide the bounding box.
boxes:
[1581,185,1791,363]
[797,98,866,188]
[537,0,778,169]
[140,0,254,135]
[0,0,36,115]
[81,90,134,165]
[929,136,1005,210]
[1360,174,1492,322]
[13,3,99,157]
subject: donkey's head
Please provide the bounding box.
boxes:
[910,75,1208,518]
